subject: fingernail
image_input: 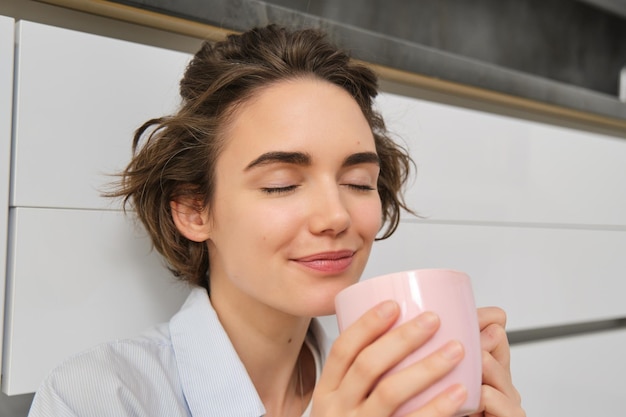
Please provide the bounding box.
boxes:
[441,340,463,360]
[376,301,397,319]
[447,384,467,403]
[415,311,438,329]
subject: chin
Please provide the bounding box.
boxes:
[299,286,349,317]
[311,304,337,318]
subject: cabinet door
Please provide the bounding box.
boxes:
[362,222,626,331]
[4,208,189,395]
[0,15,15,375]
[510,329,626,415]
[377,92,626,227]
[11,20,191,210]
[4,21,193,395]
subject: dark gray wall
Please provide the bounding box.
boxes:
[265,0,626,97]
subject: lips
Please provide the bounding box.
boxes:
[293,250,355,273]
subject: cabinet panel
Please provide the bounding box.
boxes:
[363,221,626,330]
[377,92,626,227]
[11,21,191,210]
[510,330,626,416]
[0,15,15,374]
[3,208,190,395]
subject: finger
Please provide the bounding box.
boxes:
[404,384,468,417]
[480,322,511,369]
[338,312,441,406]
[478,384,526,417]
[363,340,465,416]
[477,307,506,330]
[319,300,400,392]
[481,351,521,406]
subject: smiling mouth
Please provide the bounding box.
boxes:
[293,250,355,273]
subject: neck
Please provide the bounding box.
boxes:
[209,278,315,416]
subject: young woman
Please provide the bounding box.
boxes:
[29,25,524,417]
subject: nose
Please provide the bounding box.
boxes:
[308,183,351,236]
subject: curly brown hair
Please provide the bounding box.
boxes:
[107,24,414,289]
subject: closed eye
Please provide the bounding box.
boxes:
[344,184,376,192]
[260,185,299,195]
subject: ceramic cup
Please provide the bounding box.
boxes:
[334,269,482,417]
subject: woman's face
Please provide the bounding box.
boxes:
[206,78,382,317]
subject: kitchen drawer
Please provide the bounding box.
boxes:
[364,221,626,331]
[11,21,191,210]
[378,92,626,227]
[510,329,626,416]
[3,207,190,395]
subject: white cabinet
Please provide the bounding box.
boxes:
[377,92,626,227]
[11,21,188,210]
[3,21,192,395]
[0,15,15,377]
[4,208,189,395]
[510,329,626,415]
[363,221,626,331]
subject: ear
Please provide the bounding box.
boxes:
[170,198,212,242]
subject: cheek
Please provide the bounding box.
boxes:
[356,199,384,239]
[252,203,305,242]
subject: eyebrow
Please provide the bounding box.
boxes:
[343,152,380,167]
[244,150,380,171]
[245,151,311,170]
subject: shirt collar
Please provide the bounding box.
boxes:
[169,287,266,417]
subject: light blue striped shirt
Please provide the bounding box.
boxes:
[28,287,328,417]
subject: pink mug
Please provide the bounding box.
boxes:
[335,269,482,417]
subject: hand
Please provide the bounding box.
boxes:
[312,301,469,417]
[468,307,525,417]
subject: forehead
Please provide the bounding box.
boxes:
[218,78,375,164]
